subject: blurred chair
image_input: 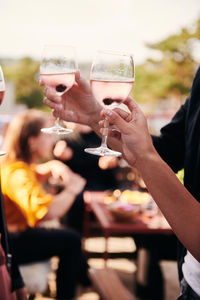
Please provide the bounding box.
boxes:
[19,260,51,300]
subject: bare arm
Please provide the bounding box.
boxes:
[137,150,200,262]
[35,160,86,220]
[42,171,86,220]
[35,160,73,184]
[100,98,200,262]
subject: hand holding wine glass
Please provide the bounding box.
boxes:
[84,50,135,157]
[43,71,102,129]
[40,45,77,135]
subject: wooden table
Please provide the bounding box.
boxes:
[83,191,173,263]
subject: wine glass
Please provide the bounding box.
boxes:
[0,66,6,156]
[84,50,135,156]
[40,45,77,135]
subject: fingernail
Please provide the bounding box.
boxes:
[66,110,74,117]
[106,110,112,116]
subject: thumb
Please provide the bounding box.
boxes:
[75,70,91,92]
[104,109,131,134]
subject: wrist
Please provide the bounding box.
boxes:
[135,146,158,170]
[63,186,78,198]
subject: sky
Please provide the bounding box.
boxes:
[0,0,200,65]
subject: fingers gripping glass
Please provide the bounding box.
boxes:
[40,45,77,135]
[84,50,135,157]
[0,66,6,156]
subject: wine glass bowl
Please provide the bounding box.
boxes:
[84,50,134,156]
[40,45,77,135]
[40,73,75,96]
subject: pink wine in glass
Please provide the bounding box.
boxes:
[0,91,5,105]
[40,72,75,95]
[90,79,134,107]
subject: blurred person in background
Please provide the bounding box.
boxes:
[1,109,90,300]
[53,123,121,234]
[53,123,120,191]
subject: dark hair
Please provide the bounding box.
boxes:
[2,109,47,163]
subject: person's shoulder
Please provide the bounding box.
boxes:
[1,161,32,192]
[2,160,28,170]
[195,65,200,77]
[192,66,200,83]
[190,66,200,95]
[1,160,31,179]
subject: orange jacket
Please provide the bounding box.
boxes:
[1,161,52,232]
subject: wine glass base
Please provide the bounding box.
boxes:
[84,146,121,157]
[0,151,6,156]
[41,126,73,135]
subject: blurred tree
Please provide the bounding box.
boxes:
[133,18,200,107]
[3,57,47,109]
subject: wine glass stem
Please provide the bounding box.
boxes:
[100,117,109,148]
[55,117,61,128]
[101,134,108,148]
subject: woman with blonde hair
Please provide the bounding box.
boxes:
[1,109,90,300]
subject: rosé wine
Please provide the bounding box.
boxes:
[90,79,134,107]
[0,91,5,105]
[40,72,75,95]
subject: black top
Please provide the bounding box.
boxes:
[152,66,200,280]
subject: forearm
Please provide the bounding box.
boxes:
[43,189,77,220]
[136,150,200,261]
